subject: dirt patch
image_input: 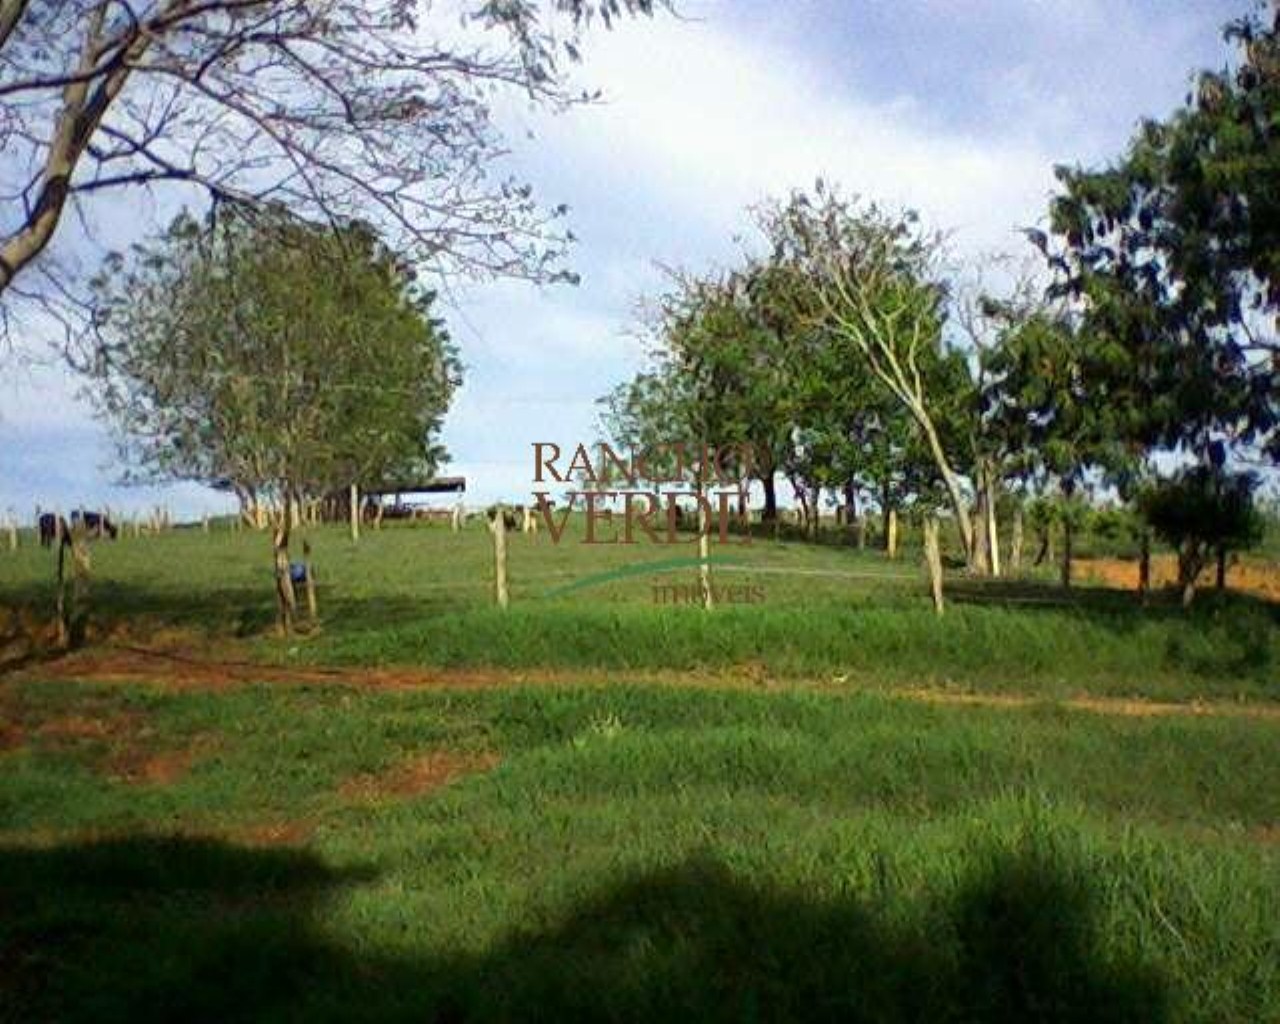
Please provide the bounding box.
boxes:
[21,705,218,786]
[0,720,25,753]
[225,819,317,847]
[106,747,195,786]
[339,749,500,803]
[16,644,549,692]
[900,688,1280,721]
[36,711,143,742]
[12,643,1280,723]
[1078,555,1280,603]
[1251,824,1280,846]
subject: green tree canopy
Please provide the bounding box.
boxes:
[1042,2,1279,462]
[88,208,460,519]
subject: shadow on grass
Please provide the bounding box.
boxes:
[1,836,1167,1022]
[0,578,461,651]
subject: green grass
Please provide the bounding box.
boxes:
[3,520,1277,701]
[3,521,1277,1020]
[1,679,1277,1022]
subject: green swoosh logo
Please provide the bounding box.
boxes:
[544,555,750,599]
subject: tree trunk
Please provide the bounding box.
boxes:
[971,492,991,576]
[985,470,1001,578]
[349,483,360,542]
[696,477,713,609]
[1009,503,1023,574]
[912,410,975,564]
[880,480,893,555]
[1138,531,1151,605]
[273,520,296,636]
[698,506,713,610]
[303,540,318,624]
[886,507,898,560]
[1060,518,1073,589]
[1215,545,1227,591]
[761,474,778,523]
[924,517,944,615]
[1178,541,1199,608]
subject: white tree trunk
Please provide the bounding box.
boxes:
[1009,504,1023,574]
[985,468,1001,578]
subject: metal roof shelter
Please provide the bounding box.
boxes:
[361,477,466,498]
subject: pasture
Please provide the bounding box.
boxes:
[2,518,1279,1022]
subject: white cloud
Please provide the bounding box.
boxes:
[1,1,1238,512]
[520,12,1059,264]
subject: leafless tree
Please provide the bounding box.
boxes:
[0,0,663,341]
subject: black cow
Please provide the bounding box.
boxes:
[71,509,118,539]
[38,513,70,548]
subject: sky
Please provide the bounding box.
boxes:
[0,0,1247,521]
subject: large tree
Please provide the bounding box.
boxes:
[1042,1,1279,464]
[89,207,459,628]
[762,183,980,566]
[0,0,664,336]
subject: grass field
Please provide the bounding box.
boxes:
[2,520,1278,1021]
[2,518,1278,700]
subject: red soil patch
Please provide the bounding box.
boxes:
[0,720,24,753]
[11,643,1280,723]
[19,645,548,692]
[1077,555,1280,603]
[36,712,143,742]
[226,819,317,847]
[901,688,1280,721]
[106,746,199,786]
[339,749,500,803]
[13,703,218,786]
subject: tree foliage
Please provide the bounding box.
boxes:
[0,0,666,336]
[88,208,459,515]
[1041,1,1280,462]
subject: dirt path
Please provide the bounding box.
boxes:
[8,642,1280,723]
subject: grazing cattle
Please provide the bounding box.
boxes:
[38,513,70,548]
[71,510,119,539]
[487,506,519,531]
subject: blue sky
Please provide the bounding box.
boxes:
[0,0,1245,520]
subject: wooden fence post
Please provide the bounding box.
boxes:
[490,505,509,610]
[451,501,463,534]
[54,538,69,647]
[886,508,899,560]
[924,517,944,616]
[349,483,360,542]
[71,533,91,641]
